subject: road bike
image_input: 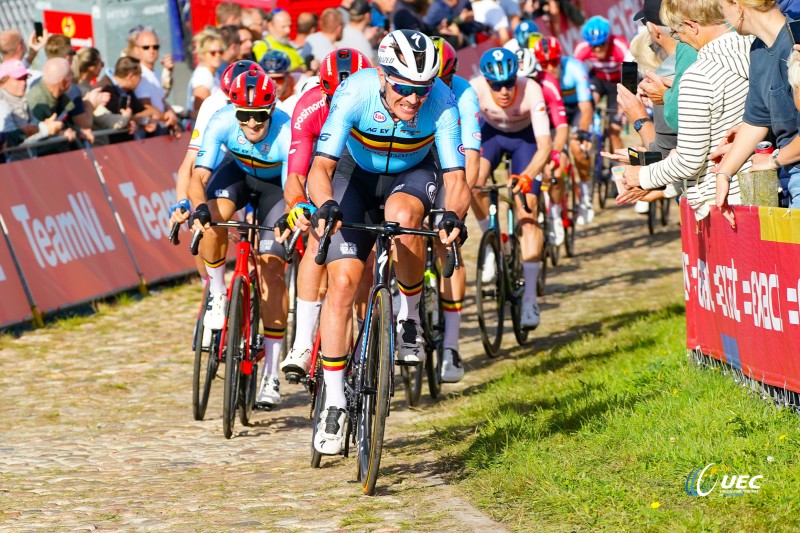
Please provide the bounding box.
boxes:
[314,214,458,495]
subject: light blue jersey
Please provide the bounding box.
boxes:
[560,56,593,106]
[196,104,291,184]
[450,74,481,152]
[315,68,465,174]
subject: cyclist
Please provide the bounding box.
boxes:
[430,36,481,383]
[277,48,372,378]
[573,16,629,164]
[260,49,298,115]
[503,19,543,52]
[534,36,596,225]
[515,46,568,246]
[470,47,551,329]
[306,30,468,454]
[186,70,292,408]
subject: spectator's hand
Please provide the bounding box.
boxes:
[708,124,741,164]
[127,120,137,135]
[161,53,174,71]
[43,113,64,136]
[616,186,649,204]
[600,148,631,164]
[749,152,776,171]
[616,84,647,123]
[794,44,800,53]
[143,119,157,133]
[120,107,133,121]
[715,173,736,228]
[364,25,380,43]
[62,128,77,143]
[459,7,474,23]
[83,87,110,109]
[80,128,95,144]
[639,71,669,105]
[621,165,641,188]
[162,108,179,128]
[27,29,49,55]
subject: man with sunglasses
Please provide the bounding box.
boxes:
[131,29,178,135]
[187,70,293,409]
[471,46,552,330]
[306,30,468,455]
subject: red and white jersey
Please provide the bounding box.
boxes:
[573,35,629,83]
[470,76,551,138]
[533,70,567,130]
[287,88,329,177]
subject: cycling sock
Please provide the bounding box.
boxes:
[352,318,365,363]
[397,279,423,323]
[551,204,562,220]
[322,355,347,408]
[476,217,490,234]
[264,328,285,376]
[442,298,463,351]
[579,182,591,206]
[522,262,541,303]
[293,299,322,352]
[204,259,226,295]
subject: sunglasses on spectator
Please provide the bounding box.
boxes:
[389,81,434,98]
[139,44,160,51]
[235,108,271,125]
[270,75,287,85]
[488,78,516,91]
[206,49,223,56]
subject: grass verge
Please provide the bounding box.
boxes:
[428,303,800,531]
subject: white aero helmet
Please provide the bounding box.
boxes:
[515,48,541,78]
[377,29,439,83]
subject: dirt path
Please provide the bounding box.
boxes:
[0,203,682,532]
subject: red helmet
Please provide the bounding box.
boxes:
[319,48,371,97]
[431,36,457,78]
[228,71,276,109]
[533,37,562,65]
[221,60,264,96]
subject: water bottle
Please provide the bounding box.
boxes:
[591,112,602,136]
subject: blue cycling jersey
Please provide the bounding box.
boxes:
[195,104,291,184]
[560,56,593,105]
[315,68,465,174]
[451,74,481,152]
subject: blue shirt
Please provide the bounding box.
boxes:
[450,75,481,152]
[196,104,291,183]
[560,56,593,105]
[743,23,800,173]
[315,68,465,174]
[779,0,800,20]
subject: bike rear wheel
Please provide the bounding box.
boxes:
[564,174,577,258]
[357,287,392,496]
[509,226,530,346]
[476,230,505,357]
[223,277,246,439]
[421,267,443,400]
[193,283,218,421]
[238,276,261,427]
[310,357,326,468]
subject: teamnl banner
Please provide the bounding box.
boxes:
[681,200,800,393]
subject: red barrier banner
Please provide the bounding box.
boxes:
[0,233,33,327]
[92,136,199,283]
[0,152,140,313]
[681,199,800,393]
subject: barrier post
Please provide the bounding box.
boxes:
[83,140,149,296]
[0,214,44,328]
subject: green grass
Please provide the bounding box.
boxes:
[429,303,800,531]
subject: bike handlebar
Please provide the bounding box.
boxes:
[189,221,277,256]
[168,207,188,245]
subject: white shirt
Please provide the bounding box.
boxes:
[186,67,221,113]
[305,33,336,63]
[135,64,166,113]
[337,26,378,66]
[471,0,510,32]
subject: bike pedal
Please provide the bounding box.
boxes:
[394,359,422,367]
[284,372,304,384]
[254,402,274,411]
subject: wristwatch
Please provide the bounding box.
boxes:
[771,148,781,168]
[633,117,652,133]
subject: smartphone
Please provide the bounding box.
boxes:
[621,61,639,94]
[33,21,43,39]
[628,147,662,166]
[788,20,800,45]
[56,109,69,122]
[119,94,130,110]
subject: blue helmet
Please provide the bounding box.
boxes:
[582,16,611,47]
[479,47,518,82]
[514,20,540,48]
[259,49,291,73]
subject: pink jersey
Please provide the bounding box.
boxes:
[534,70,567,129]
[573,35,629,83]
[470,76,551,138]
[287,89,329,177]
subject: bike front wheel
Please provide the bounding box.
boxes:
[357,287,392,496]
[509,227,530,346]
[476,231,505,357]
[223,277,246,439]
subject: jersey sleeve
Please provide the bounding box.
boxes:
[287,95,320,176]
[526,81,551,139]
[433,86,465,172]
[195,108,230,171]
[457,83,482,151]
[277,119,292,186]
[314,83,358,161]
[541,73,567,129]
[572,61,594,103]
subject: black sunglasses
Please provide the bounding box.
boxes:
[235,108,271,125]
[139,44,160,51]
[390,81,434,98]
[488,77,516,91]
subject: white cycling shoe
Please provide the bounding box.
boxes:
[203,293,227,331]
[441,348,464,383]
[521,302,541,329]
[397,320,426,364]
[481,249,497,283]
[314,406,347,455]
[280,347,312,376]
[256,374,281,407]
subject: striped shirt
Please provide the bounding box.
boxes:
[639,32,754,219]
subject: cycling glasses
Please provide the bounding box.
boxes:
[235,108,272,125]
[389,81,434,98]
[488,77,517,91]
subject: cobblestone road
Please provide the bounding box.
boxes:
[0,203,682,532]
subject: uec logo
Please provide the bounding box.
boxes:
[685,463,763,496]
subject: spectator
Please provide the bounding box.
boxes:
[130,29,178,135]
[714,0,800,219]
[0,29,47,69]
[238,27,257,61]
[789,50,800,110]
[0,59,64,161]
[498,0,522,29]
[338,0,379,64]
[423,0,478,48]
[187,32,223,118]
[371,0,398,34]
[393,0,433,32]
[216,2,243,26]
[242,7,268,36]
[97,56,156,143]
[26,58,89,154]
[215,25,242,77]
[471,0,512,44]
[618,0,753,221]
[72,47,104,92]
[305,9,344,63]
[294,12,319,60]
[254,9,306,71]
